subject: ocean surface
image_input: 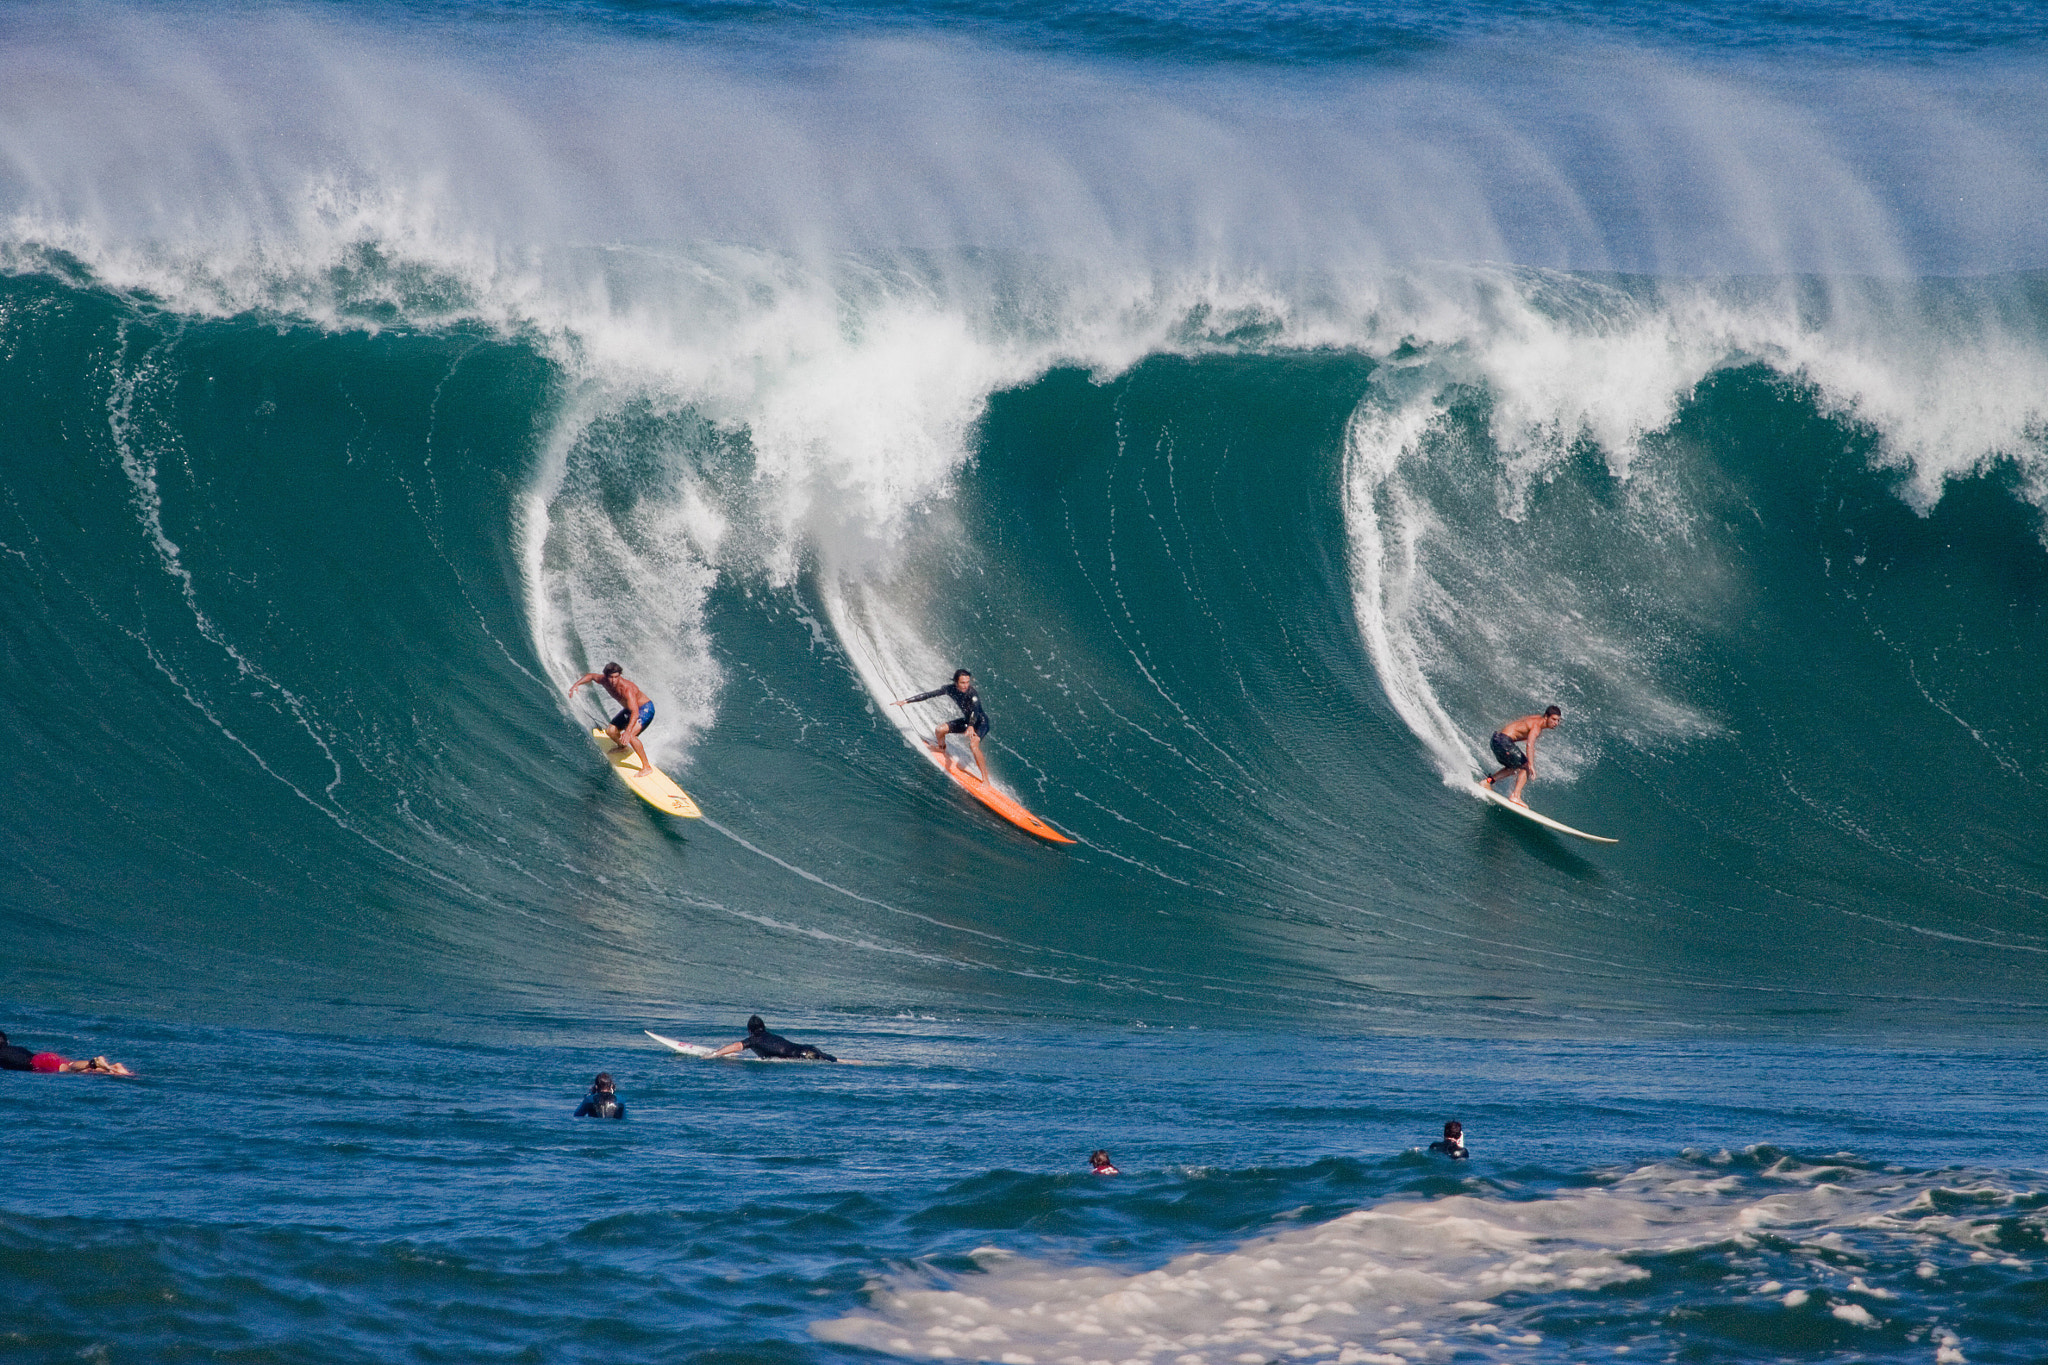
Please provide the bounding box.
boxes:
[3,1,2046,1361]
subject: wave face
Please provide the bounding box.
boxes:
[3,1,2048,1040]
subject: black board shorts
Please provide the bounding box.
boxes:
[946,715,990,738]
[1490,732,1527,769]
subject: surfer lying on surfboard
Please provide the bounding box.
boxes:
[707,1015,838,1062]
[894,669,991,779]
[569,662,655,774]
[1481,704,1561,804]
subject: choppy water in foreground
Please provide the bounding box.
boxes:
[6,1010,2046,1365]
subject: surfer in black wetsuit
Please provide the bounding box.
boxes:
[1428,1120,1469,1159]
[574,1073,626,1118]
[894,669,991,779]
[1481,705,1561,805]
[0,1032,35,1072]
[708,1016,837,1062]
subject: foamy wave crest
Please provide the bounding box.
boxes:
[10,7,2048,775]
[814,1154,2033,1364]
[1342,269,2048,786]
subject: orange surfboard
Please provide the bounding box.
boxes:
[925,743,1075,844]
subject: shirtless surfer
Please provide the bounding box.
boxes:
[894,669,991,779]
[1482,705,1561,805]
[569,662,655,773]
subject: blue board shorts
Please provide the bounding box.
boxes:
[612,701,656,734]
[1490,732,1526,769]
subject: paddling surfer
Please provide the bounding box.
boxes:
[569,662,655,773]
[894,669,991,779]
[708,1016,837,1062]
[1481,705,1561,805]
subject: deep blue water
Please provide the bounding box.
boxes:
[8,1006,2047,1364]
[3,1,2047,1361]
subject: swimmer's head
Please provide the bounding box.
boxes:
[1443,1120,1463,1139]
[1089,1149,1112,1167]
[954,669,972,685]
[603,662,623,677]
[747,1015,767,1034]
[593,1073,615,1092]
[0,1032,7,1045]
[1543,705,1561,725]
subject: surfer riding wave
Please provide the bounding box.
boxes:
[569,662,655,772]
[1482,705,1561,805]
[894,669,991,779]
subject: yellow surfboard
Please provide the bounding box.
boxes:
[592,728,702,818]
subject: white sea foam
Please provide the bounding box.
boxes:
[814,1157,2035,1364]
[1339,269,2048,786]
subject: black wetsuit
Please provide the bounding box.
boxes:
[742,1027,836,1062]
[0,1042,33,1072]
[906,682,989,738]
[575,1090,626,1118]
[1428,1138,1469,1160]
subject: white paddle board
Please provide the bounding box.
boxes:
[1472,780,1618,844]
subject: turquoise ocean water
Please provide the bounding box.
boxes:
[3,2,2046,1360]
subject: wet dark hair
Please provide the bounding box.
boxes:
[1444,1120,1462,1138]
[593,1073,615,1090]
[953,668,972,683]
[747,1015,766,1034]
[0,1032,8,1046]
[1089,1149,1112,1165]
[1543,705,1561,718]
[603,662,623,676]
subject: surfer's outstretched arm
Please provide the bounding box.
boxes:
[707,1040,746,1058]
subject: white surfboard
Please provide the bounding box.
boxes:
[644,1028,863,1063]
[1472,780,1618,844]
[645,1030,723,1058]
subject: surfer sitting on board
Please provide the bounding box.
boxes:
[1481,705,1561,805]
[569,662,655,774]
[894,669,991,778]
[708,1016,837,1062]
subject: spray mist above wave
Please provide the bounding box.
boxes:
[5,1,2048,295]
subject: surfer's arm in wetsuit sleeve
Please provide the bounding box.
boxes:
[899,685,985,726]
